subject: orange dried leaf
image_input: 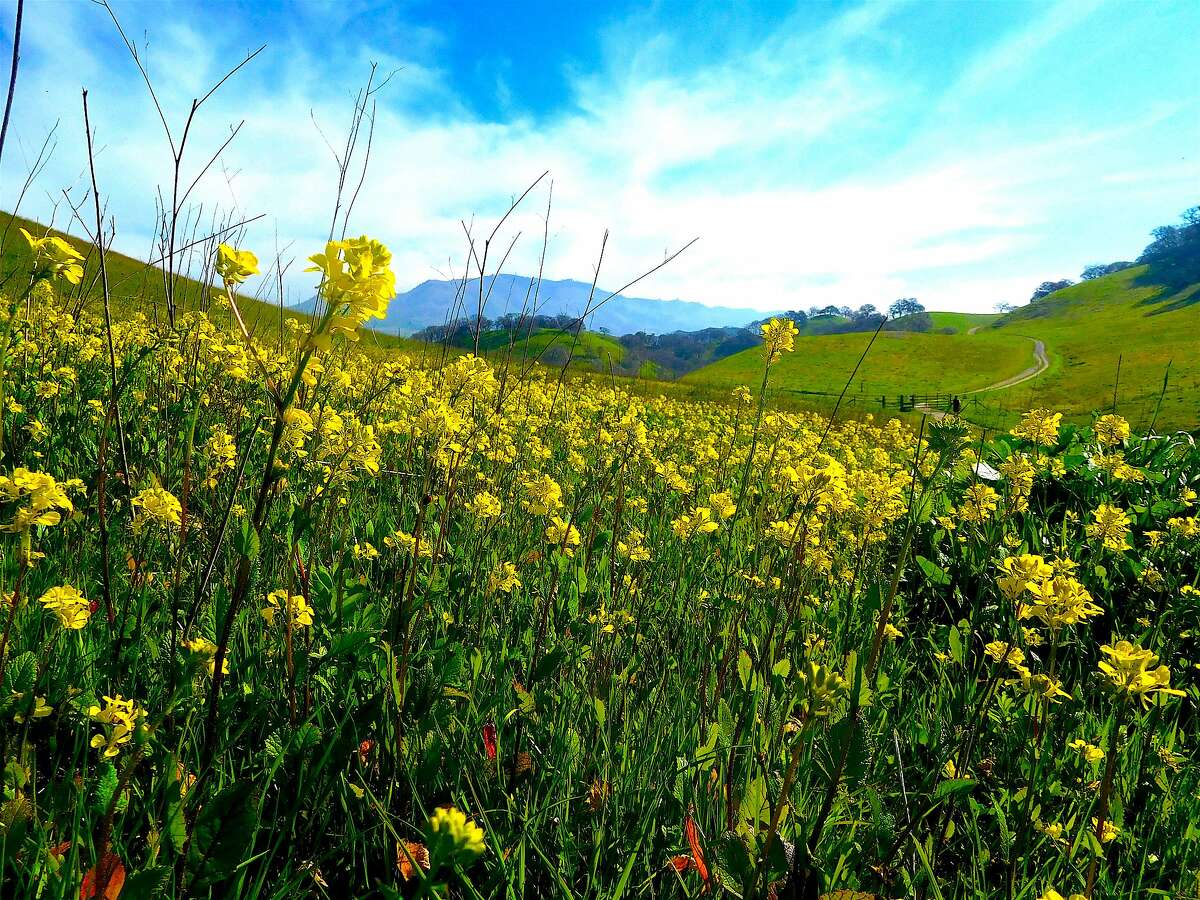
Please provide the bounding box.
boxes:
[80,852,125,899]
[396,840,429,882]
[685,812,710,887]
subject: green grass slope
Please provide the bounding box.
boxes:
[0,211,420,354]
[475,326,624,368]
[684,326,1036,401]
[927,311,1001,333]
[987,265,1200,429]
[687,269,1199,430]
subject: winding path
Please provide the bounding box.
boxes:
[914,334,1049,418]
[966,338,1049,394]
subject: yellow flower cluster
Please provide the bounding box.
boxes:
[999,554,1100,633]
[215,243,261,286]
[183,637,230,676]
[19,227,85,285]
[88,694,146,758]
[1097,641,1185,707]
[1010,408,1062,446]
[131,486,183,535]
[0,468,75,533]
[428,805,486,857]
[1086,503,1132,552]
[760,317,799,362]
[38,585,92,630]
[262,589,315,629]
[671,506,720,540]
[305,236,397,346]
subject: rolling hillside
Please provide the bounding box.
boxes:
[476,326,625,369]
[683,325,1037,400]
[927,311,1001,333]
[8,211,1197,430]
[0,211,421,355]
[686,268,1199,430]
[985,265,1200,428]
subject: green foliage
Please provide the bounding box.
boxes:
[0,218,1197,900]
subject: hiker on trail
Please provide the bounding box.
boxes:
[952,395,961,415]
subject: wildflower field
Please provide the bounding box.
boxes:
[1,231,1199,899]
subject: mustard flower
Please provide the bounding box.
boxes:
[214,243,260,286]
[20,227,84,284]
[760,317,799,362]
[38,585,92,630]
[427,805,486,857]
[262,589,314,629]
[1097,640,1185,707]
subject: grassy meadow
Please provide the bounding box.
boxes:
[682,326,1038,400]
[475,327,626,370]
[0,228,1198,900]
[989,267,1200,431]
[682,269,1199,433]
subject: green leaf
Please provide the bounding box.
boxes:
[696,722,720,760]
[93,761,118,813]
[915,555,949,586]
[718,699,735,750]
[533,648,567,685]
[593,696,606,727]
[188,781,259,889]
[328,630,376,660]
[827,718,870,789]
[121,866,172,900]
[772,658,791,679]
[166,800,188,854]
[233,520,260,562]
[740,775,769,828]
[737,650,753,690]
[934,778,976,800]
[514,683,536,716]
[947,624,963,665]
[717,829,754,884]
[6,652,36,694]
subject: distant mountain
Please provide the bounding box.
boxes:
[295,274,767,336]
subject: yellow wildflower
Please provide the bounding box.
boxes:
[262,589,314,629]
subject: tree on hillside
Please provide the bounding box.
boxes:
[1030,279,1074,302]
[1137,205,1200,289]
[994,301,1017,313]
[883,298,931,332]
[851,303,886,330]
[1081,261,1134,280]
[887,298,924,318]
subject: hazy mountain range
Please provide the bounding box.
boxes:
[294,274,767,336]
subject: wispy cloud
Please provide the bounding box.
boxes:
[2,0,1197,316]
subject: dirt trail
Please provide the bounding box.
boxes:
[914,335,1048,418]
[967,338,1048,394]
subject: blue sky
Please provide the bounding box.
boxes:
[1,0,1197,313]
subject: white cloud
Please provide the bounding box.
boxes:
[3,0,1197,318]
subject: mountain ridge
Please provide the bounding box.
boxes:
[295,273,774,336]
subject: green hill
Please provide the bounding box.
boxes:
[475,326,625,368]
[926,311,1001,333]
[686,268,1199,430]
[984,265,1199,429]
[0,211,420,355]
[683,323,1037,401]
